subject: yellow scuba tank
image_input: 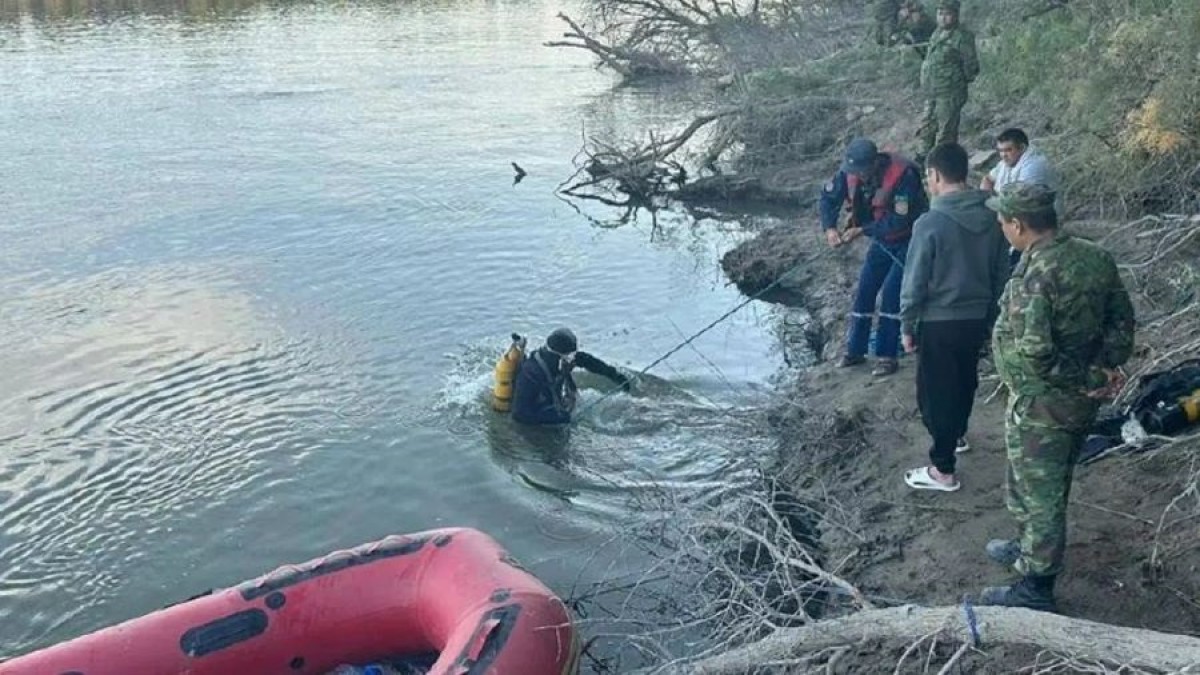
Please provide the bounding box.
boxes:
[1142,388,1200,435]
[492,333,527,412]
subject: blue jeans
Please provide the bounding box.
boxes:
[846,240,907,359]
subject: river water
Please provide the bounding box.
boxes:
[0,0,782,664]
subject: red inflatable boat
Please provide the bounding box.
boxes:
[1,528,579,675]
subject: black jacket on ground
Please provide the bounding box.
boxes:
[510,348,626,425]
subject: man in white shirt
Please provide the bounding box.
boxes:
[981,128,1061,268]
[981,128,1059,195]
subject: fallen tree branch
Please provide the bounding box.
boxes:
[546,13,636,78]
[694,518,871,610]
[557,109,739,203]
[628,109,735,165]
[650,605,1200,674]
[1071,498,1156,526]
[545,12,689,78]
[935,642,972,675]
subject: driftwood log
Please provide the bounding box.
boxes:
[646,605,1200,673]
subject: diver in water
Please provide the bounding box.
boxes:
[510,328,630,425]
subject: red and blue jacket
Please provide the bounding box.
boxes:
[818,153,928,245]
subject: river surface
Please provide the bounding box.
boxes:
[0,0,782,664]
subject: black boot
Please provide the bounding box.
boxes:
[984,539,1020,566]
[979,574,1057,612]
[839,354,866,367]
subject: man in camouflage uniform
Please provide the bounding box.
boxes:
[918,0,979,158]
[981,183,1136,611]
[870,0,902,46]
[898,0,937,57]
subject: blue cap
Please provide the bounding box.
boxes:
[841,138,879,175]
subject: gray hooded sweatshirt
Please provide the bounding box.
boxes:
[899,188,1010,335]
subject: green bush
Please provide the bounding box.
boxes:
[579,0,1200,213]
[735,0,1200,213]
[962,0,1200,214]
[742,67,831,99]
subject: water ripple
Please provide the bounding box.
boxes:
[0,0,779,662]
[0,262,365,651]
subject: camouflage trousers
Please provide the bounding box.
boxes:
[1004,393,1095,577]
[919,92,966,155]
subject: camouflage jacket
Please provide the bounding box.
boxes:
[993,233,1136,404]
[920,25,979,95]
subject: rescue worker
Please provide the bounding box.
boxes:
[510,328,630,426]
[917,0,979,158]
[981,183,1135,611]
[819,138,929,376]
[898,0,937,57]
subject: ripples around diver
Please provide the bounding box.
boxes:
[426,342,770,519]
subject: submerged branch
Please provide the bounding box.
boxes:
[559,109,737,202]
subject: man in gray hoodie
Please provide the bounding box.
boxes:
[901,143,1011,492]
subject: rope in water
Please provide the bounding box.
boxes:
[574,259,805,417]
[572,227,910,419]
[576,237,904,418]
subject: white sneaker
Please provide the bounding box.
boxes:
[955,438,971,453]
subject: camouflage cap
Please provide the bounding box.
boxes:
[985,182,1057,217]
[937,0,960,12]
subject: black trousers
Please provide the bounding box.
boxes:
[917,318,990,475]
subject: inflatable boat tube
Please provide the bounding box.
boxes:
[0,528,579,675]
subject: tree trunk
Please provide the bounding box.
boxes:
[659,605,1200,674]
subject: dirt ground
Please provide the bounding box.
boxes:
[792,361,1200,631]
[721,218,1200,671]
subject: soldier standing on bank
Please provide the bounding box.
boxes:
[980,183,1136,611]
[918,0,979,161]
[870,0,902,46]
[898,0,937,57]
